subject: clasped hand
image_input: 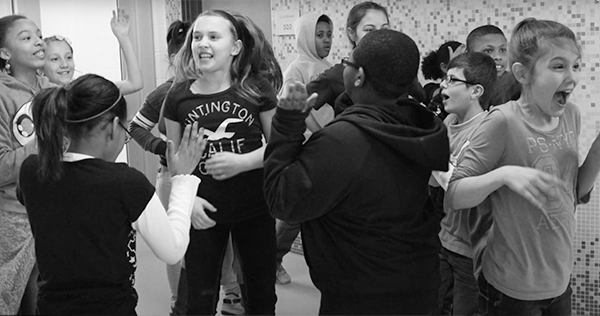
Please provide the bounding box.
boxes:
[278,82,318,113]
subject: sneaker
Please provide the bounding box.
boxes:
[276,264,291,285]
[221,292,245,315]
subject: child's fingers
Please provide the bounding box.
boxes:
[307,92,318,108]
[195,127,205,154]
[165,140,174,164]
[179,123,193,149]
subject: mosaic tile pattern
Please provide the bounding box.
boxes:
[165,0,182,26]
[271,0,600,314]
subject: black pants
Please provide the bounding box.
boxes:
[184,213,276,315]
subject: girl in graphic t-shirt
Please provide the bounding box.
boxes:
[163,10,281,315]
[446,18,600,315]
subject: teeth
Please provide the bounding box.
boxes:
[200,53,212,58]
[496,65,502,69]
[34,51,45,58]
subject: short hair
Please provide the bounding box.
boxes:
[421,40,463,80]
[353,29,420,99]
[509,18,581,78]
[317,14,332,26]
[447,52,497,110]
[466,25,505,51]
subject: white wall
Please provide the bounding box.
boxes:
[0,0,12,16]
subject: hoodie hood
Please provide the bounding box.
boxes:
[295,12,329,63]
[281,13,333,87]
[334,98,449,171]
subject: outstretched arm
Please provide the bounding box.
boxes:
[110,8,143,95]
[264,83,359,223]
[447,165,566,211]
[133,123,206,264]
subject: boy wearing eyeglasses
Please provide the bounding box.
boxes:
[430,52,497,315]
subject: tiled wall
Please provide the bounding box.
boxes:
[271,0,599,314]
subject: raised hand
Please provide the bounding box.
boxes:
[166,122,206,176]
[448,44,466,61]
[278,82,318,113]
[110,7,130,40]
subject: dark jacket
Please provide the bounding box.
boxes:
[264,97,449,314]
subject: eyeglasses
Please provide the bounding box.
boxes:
[341,57,360,69]
[118,121,132,144]
[99,118,131,144]
[442,75,477,86]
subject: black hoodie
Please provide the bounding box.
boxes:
[264,97,449,314]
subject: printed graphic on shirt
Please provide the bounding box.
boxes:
[12,101,35,146]
[525,131,577,230]
[184,100,256,127]
[182,100,263,176]
[127,229,137,286]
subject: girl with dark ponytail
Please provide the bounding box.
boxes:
[17,73,206,314]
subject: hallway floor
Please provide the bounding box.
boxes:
[135,237,320,315]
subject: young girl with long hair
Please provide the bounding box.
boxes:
[163,10,281,315]
[447,18,600,315]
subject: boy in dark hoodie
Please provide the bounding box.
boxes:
[264,29,449,315]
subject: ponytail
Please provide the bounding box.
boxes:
[31,74,126,183]
[31,87,69,183]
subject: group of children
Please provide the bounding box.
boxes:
[0,1,597,316]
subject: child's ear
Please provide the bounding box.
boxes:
[109,116,119,142]
[231,39,242,56]
[0,48,10,61]
[511,62,529,85]
[439,62,448,74]
[471,84,485,99]
[354,67,366,88]
[346,27,357,44]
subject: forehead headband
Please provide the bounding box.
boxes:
[65,93,122,123]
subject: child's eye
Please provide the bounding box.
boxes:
[210,35,218,40]
[192,35,200,40]
[50,57,57,62]
[500,48,507,53]
[483,49,492,54]
[573,63,581,71]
